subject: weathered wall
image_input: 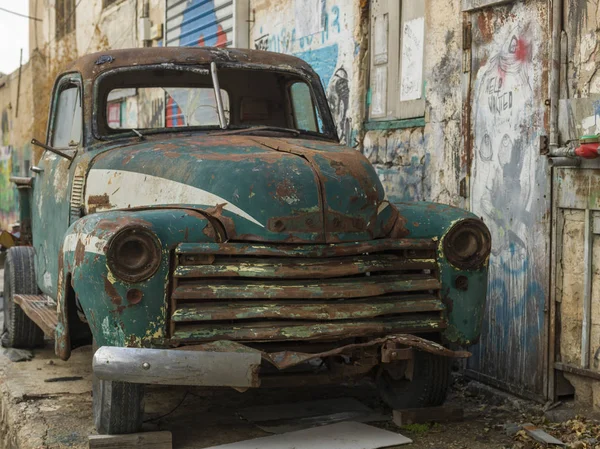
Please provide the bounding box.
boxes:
[551,1,600,409]
[250,0,361,147]
[0,63,34,231]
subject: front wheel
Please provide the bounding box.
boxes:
[2,247,44,348]
[92,342,145,434]
[376,350,451,409]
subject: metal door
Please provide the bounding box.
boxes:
[464,0,551,400]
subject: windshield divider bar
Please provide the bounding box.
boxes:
[210,62,227,130]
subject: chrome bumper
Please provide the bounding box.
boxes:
[92,346,262,388]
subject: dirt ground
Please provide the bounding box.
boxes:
[0,268,598,449]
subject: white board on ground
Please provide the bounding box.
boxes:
[201,421,412,449]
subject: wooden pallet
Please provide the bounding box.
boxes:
[13,295,58,336]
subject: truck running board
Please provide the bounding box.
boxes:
[13,295,58,337]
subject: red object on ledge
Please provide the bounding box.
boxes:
[575,143,600,159]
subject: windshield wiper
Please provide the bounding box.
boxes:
[211,126,301,137]
[131,129,145,140]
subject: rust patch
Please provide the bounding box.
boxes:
[96,216,153,231]
[74,239,86,266]
[103,276,121,306]
[388,213,410,238]
[477,10,494,43]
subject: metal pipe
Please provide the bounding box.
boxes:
[210,61,227,129]
[549,0,563,150]
[548,157,581,167]
[581,209,593,368]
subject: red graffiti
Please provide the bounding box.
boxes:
[514,38,529,62]
[216,24,227,48]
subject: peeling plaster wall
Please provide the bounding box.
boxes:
[249,0,362,147]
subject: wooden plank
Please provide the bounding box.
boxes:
[175,255,436,279]
[172,296,445,322]
[172,315,446,342]
[13,295,57,336]
[176,238,436,258]
[88,431,172,449]
[172,274,441,300]
[393,406,464,426]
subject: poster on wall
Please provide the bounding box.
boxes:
[400,17,425,101]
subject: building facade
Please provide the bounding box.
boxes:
[0,0,597,408]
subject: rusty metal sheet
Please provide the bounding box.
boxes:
[176,239,436,258]
[177,334,470,371]
[172,274,441,301]
[175,255,436,279]
[171,295,445,322]
[171,317,447,343]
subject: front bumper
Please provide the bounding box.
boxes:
[92,335,470,388]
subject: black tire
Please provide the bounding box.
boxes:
[2,247,44,348]
[92,343,145,434]
[376,350,451,409]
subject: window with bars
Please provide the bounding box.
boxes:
[55,0,76,40]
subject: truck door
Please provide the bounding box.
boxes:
[31,74,82,298]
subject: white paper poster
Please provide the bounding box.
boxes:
[400,17,425,101]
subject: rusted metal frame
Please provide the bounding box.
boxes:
[174,334,470,371]
[176,239,437,258]
[381,342,414,363]
[171,296,445,322]
[172,274,441,300]
[13,294,58,336]
[171,316,447,342]
[91,61,338,143]
[173,255,437,279]
[581,208,592,368]
[554,362,600,381]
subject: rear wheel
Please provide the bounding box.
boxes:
[376,350,451,409]
[2,247,44,348]
[92,342,145,434]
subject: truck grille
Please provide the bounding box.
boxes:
[169,239,445,343]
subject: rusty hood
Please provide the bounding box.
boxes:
[84,134,398,243]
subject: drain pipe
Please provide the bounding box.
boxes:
[549,0,562,153]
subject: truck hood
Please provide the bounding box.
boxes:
[85,134,398,243]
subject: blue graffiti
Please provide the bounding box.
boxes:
[294,44,339,88]
[178,0,228,47]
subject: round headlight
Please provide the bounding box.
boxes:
[107,227,161,283]
[443,219,491,270]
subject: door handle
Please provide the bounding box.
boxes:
[30,166,44,174]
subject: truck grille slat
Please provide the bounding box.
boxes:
[171,294,444,322]
[169,239,444,343]
[171,315,447,342]
[175,254,436,279]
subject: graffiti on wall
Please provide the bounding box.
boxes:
[469,14,548,392]
[252,0,353,144]
[170,0,229,47]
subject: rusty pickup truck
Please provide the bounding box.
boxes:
[4,47,490,434]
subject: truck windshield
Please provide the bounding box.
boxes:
[97,66,334,139]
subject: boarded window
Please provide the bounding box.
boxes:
[55,0,76,40]
[369,0,425,120]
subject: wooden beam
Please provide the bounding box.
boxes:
[88,431,172,449]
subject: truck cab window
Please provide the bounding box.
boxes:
[290,82,318,132]
[52,86,82,148]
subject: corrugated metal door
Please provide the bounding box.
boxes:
[464,0,551,401]
[165,0,248,48]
